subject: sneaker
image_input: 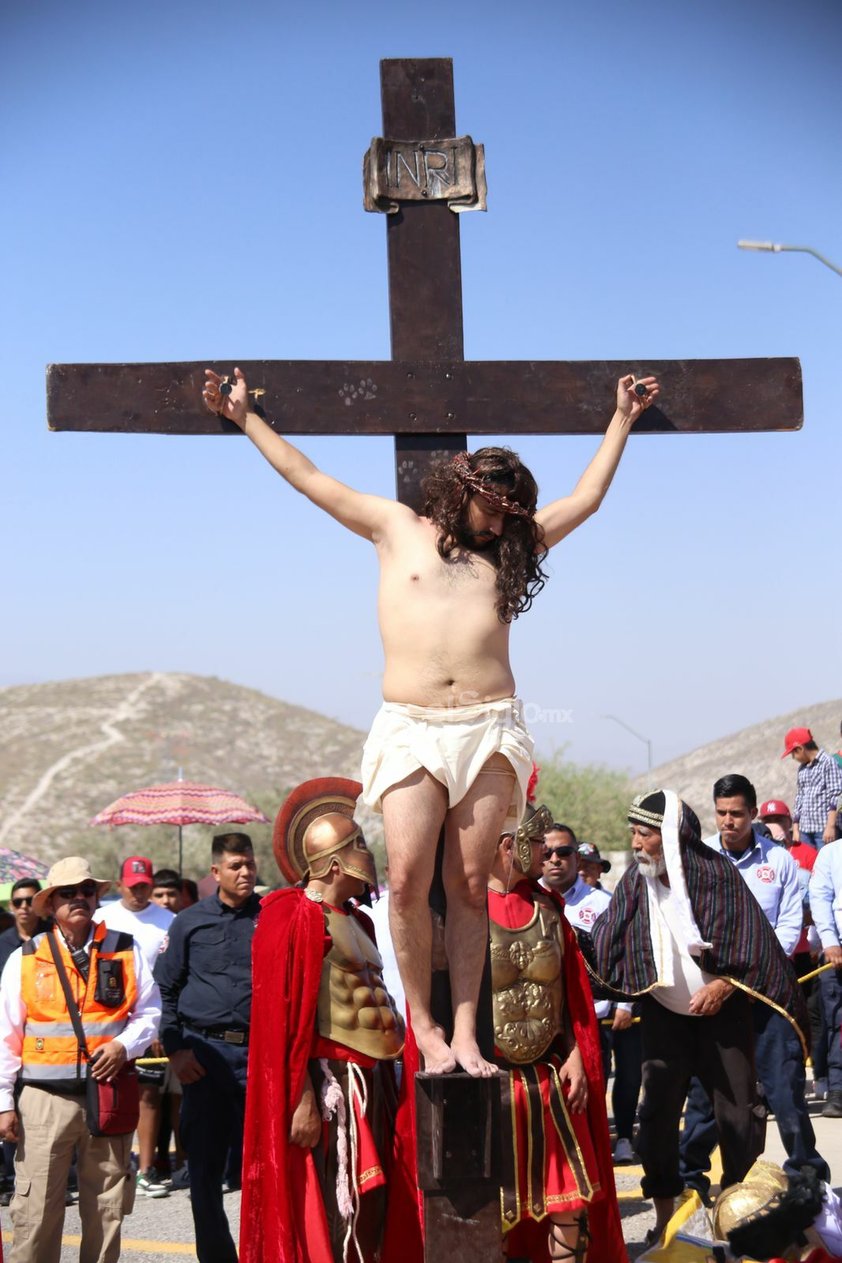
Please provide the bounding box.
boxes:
[613,1137,636,1165]
[813,1077,828,1101]
[821,1090,842,1119]
[136,1168,170,1198]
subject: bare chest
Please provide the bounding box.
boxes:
[382,529,498,598]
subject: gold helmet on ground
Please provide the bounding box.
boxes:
[712,1159,789,1238]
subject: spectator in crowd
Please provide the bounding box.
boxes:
[583,790,809,1247]
[808,843,842,1118]
[0,880,51,1205]
[239,778,412,1263]
[0,856,161,1263]
[577,840,611,891]
[543,832,612,1064]
[179,878,199,907]
[151,869,182,914]
[148,869,188,1185]
[96,856,175,1198]
[758,799,795,843]
[782,726,842,848]
[0,880,50,976]
[488,805,625,1261]
[759,798,827,1095]
[832,720,842,771]
[155,833,260,1263]
[679,774,828,1199]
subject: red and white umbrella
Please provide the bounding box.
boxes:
[92,779,269,874]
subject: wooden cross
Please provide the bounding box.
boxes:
[47,57,802,1260]
[48,57,801,485]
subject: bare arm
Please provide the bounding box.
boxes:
[203,368,408,542]
[535,374,660,550]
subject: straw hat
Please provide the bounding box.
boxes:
[32,857,111,918]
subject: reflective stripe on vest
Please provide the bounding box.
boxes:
[20,923,138,1088]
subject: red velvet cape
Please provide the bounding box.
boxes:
[240,888,331,1263]
[239,888,420,1263]
[502,881,628,1263]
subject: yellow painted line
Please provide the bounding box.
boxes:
[710,1144,723,1187]
[2,1232,196,1255]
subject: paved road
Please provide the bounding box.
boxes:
[1,1097,839,1258]
[2,1183,239,1262]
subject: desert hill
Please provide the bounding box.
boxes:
[636,698,842,835]
[0,672,369,879]
[2,673,839,881]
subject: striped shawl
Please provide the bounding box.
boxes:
[584,835,810,1054]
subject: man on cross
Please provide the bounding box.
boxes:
[203,365,659,1076]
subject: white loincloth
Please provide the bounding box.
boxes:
[360,698,534,827]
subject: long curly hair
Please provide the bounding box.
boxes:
[421,446,548,623]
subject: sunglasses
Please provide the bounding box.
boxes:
[56,881,98,899]
[543,846,575,859]
[11,896,34,909]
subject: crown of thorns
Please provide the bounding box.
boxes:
[451,452,534,518]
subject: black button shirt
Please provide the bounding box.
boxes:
[154,891,261,1055]
[0,921,51,976]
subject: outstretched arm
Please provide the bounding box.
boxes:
[204,368,408,542]
[535,374,660,550]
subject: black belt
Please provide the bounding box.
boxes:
[185,1023,248,1046]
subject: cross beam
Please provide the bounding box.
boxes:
[47,355,802,437]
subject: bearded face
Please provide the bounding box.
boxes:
[630,823,666,880]
[633,850,667,879]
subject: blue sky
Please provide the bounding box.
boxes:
[3,0,841,774]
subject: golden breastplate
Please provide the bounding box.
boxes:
[490,896,564,1064]
[317,906,405,1061]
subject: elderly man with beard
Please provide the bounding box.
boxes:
[204,366,660,1077]
[580,790,810,1246]
[489,807,625,1262]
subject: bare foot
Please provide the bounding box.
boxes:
[416,1025,457,1074]
[450,1035,499,1078]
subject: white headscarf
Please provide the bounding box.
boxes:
[641,789,712,987]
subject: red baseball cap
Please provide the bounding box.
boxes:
[120,856,154,887]
[781,727,813,759]
[758,799,792,820]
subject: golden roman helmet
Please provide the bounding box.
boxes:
[273,777,379,893]
[510,802,553,874]
[711,1159,789,1239]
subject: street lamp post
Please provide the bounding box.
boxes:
[602,714,653,773]
[737,240,842,279]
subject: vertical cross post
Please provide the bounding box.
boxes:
[377,59,502,1260]
[380,58,467,511]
